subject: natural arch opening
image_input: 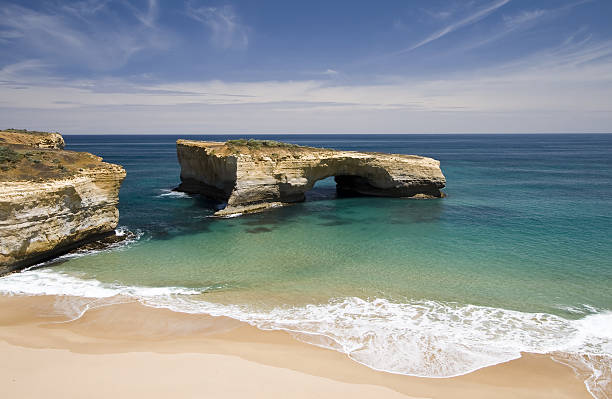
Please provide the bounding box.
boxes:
[304,176,337,202]
[303,175,374,203]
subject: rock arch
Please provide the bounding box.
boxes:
[176,140,446,216]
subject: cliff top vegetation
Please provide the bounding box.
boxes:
[1,128,59,136]
[226,139,301,149]
[0,145,103,181]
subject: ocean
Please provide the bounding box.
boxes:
[1,134,611,397]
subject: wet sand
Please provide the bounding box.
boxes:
[0,294,593,399]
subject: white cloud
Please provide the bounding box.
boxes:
[1,35,610,133]
[187,3,249,49]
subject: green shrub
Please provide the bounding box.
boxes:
[0,146,23,164]
[226,139,300,149]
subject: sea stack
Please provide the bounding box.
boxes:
[176,139,446,216]
[0,130,126,275]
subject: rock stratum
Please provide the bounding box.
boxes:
[0,130,125,275]
[176,139,446,216]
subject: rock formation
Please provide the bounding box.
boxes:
[0,129,65,149]
[176,139,446,216]
[0,131,125,275]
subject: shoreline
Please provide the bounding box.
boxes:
[0,294,594,398]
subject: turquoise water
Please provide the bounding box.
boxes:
[1,134,611,394]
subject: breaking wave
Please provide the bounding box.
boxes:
[156,189,191,199]
[0,270,610,398]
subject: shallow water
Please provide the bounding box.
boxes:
[1,134,611,396]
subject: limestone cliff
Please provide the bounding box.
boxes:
[0,129,65,149]
[176,139,445,216]
[0,132,125,275]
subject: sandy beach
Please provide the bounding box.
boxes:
[0,294,593,399]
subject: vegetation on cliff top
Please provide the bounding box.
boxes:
[226,139,301,149]
[180,138,331,158]
[0,145,102,180]
[223,139,308,158]
[2,128,59,136]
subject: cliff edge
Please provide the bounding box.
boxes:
[176,139,445,216]
[0,131,125,275]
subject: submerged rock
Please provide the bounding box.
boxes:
[0,130,125,275]
[176,139,446,216]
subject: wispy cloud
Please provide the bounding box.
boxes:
[322,69,339,76]
[464,0,594,50]
[0,59,49,82]
[61,0,111,18]
[2,33,610,113]
[502,0,594,29]
[422,8,454,20]
[0,2,169,72]
[503,9,546,28]
[460,8,549,50]
[401,0,511,53]
[524,35,612,70]
[130,0,159,28]
[186,3,249,49]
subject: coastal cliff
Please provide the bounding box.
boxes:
[0,129,65,149]
[0,131,125,275]
[176,139,445,216]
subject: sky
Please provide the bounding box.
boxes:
[0,0,611,134]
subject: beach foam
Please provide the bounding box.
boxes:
[18,227,145,269]
[0,270,610,398]
[0,269,200,298]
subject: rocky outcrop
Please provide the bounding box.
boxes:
[176,139,445,216]
[0,132,125,275]
[0,129,65,149]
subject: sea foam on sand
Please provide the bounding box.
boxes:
[0,269,610,398]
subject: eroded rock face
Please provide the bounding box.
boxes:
[0,132,125,275]
[176,139,446,216]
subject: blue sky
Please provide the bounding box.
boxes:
[1,0,611,133]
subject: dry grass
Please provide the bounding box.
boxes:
[223,139,332,158]
[2,128,59,136]
[0,144,102,181]
[226,139,301,149]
